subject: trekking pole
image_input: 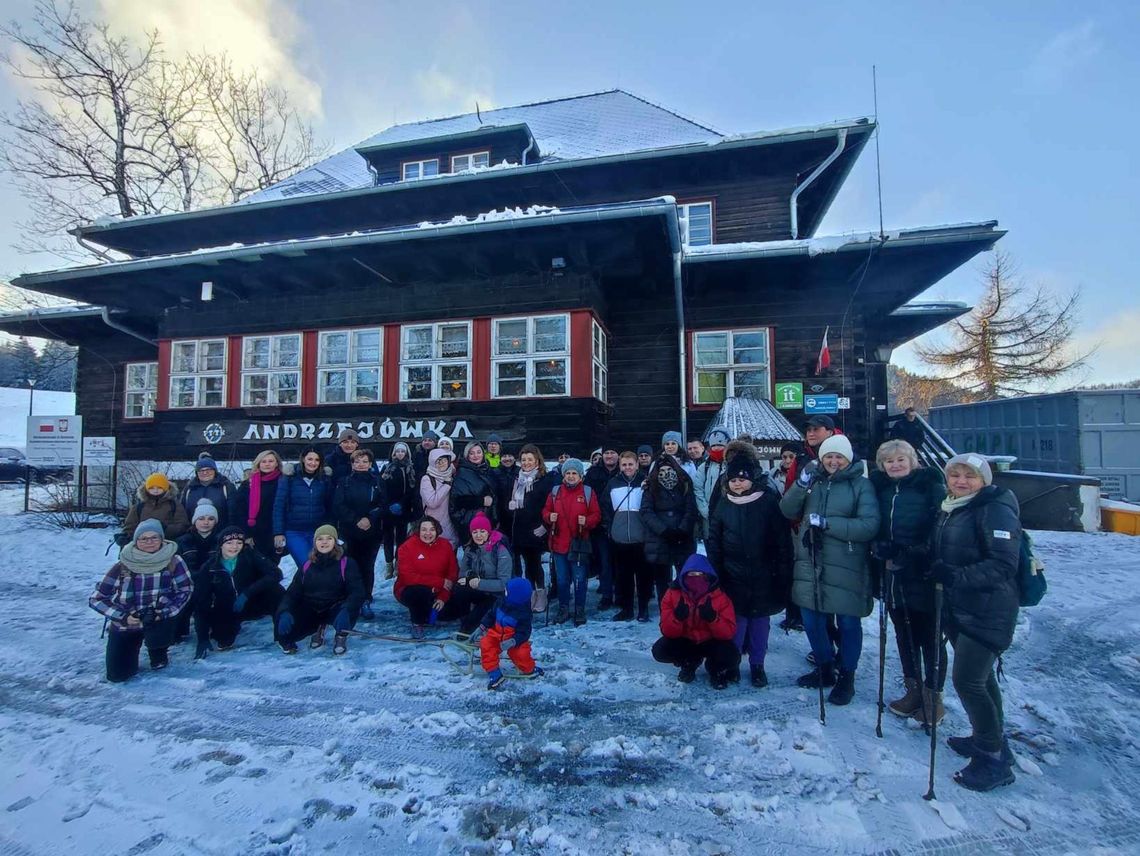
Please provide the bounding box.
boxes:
[875,563,891,738]
[809,527,825,726]
[923,582,944,801]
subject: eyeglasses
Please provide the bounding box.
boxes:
[136,534,162,543]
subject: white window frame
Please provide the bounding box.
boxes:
[169,338,228,409]
[692,327,772,405]
[591,319,608,403]
[678,200,714,247]
[450,151,490,172]
[491,313,571,399]
[240,333,302,407]
[317,327,384,404]
[399,321,472,402]
[124,361,158,419]
[402,158,440,181]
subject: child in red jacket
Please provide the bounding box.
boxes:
[395,516,459,639]
[478,577,545,690]
[652,553,739,689]
[541,458,600,627]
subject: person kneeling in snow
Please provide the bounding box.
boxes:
[275,525,365,655]
[479,577,544,690]
[651,554,739,689]
[395,516,460,639]
[193,526,286,659]
[89,519,194,682]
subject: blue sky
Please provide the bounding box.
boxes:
[1,0,1137,383]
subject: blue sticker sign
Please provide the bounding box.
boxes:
[804,394,839,415]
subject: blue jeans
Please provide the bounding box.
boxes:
[285,530,315,571]
[802,608,863,673]
[553,552,588,611]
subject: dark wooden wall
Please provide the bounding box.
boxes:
[73,333,160,452]
[369,139,524,185]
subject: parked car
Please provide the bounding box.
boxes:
[0,447,72,484]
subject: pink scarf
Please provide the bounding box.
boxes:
[483,530,504,552]
[248,469,281,527]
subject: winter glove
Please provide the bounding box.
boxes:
[797,461,820,487]
[496,608,518,628]
[333,607,352,633]
[698,598,717,623]
[277,611,294,637]
[194,639,211,660]
[871,541,897,561]
[808,513,828,531]
[388,503,402,517]
[672,599,690,622]
[138,607,159,627]
[113,531,131,547]
[232,593,249,614]
[929,561,955,586]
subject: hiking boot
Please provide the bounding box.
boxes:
[384,561,396,580]
[725,666,741,684]
[410,624,426,640]
[948,735,1014,764]
[360,601,374,621]
[613,609,635,621]
[888,678,923,718]
[573,607,587,627]
[529,666,545,678]
[751,664,769,689]
[828,669,856,705]
[636,605,650,622]
[531,588,549,614]
[332,632,348,655]
[710,671,730,690]
[487,669,506,690]
[796,662,836,689]
[552,605,571,625]
[279,639,298,655]
[310,625,326,649]
[216,639,235,652]
[954,753,1016,792]
[598,596,614,611]
[780,617,804,632]
[149,649,169,671]
[910,687,945,726]
[677,661,699,683]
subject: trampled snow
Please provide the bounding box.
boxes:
[2,492,1139,854]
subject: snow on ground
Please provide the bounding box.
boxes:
[1,484,1139,855]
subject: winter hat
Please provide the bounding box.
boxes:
[192,500,219,523]
[392,441,410,458]
[195,456,218,472]
[661,430,683,448]
[561,457,585,477]
[591,447,603,458]
[679,552,717,582]
[636,444,653,456]
[805,415,836,431]
[424,430,441,442]
[437,437,454,450]
[602,440,619,454]
[487,433,503,445]
[469,512,493,535]
[725,458,756,482]
[133,519,165,543]
[218,526,246,546]
[314,524,339,543]
[781,441,805,456]
[144,473,170,492]
[706,429,730,447]
[337,428,360,442]
[818,435,854,464]
[506,577,533,607]
[428,448,454,467]
[945,453,993,486]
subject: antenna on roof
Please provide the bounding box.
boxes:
[475,101,483,124]
[873,65,885,241]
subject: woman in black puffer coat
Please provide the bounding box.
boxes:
[930,453,1021,793]
[869,440,947,723]
[640,453,698,605]
[449,442,499,546]
[504,444,558,594]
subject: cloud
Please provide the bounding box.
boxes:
[1026,20,1101,86]
[1073,309,1140,384]
[96,0,322,116]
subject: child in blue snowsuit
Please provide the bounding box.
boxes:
[479,577,544,689]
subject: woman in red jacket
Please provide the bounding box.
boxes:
[542,458,601,627]
[395,516,459,639]
[652,553,739,689]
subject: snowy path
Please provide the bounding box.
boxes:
[1,490,1139,854]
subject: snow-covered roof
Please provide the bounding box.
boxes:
[889,301,970,317]
[0,303,110,323]
[703,396,803,443]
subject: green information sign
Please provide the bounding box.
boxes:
[775,382,804,410]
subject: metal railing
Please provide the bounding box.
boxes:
[885,412,957,470]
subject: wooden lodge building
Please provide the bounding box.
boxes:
[0,89,1003,470]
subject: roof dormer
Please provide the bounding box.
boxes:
[353,123,538,186]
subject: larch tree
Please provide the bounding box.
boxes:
[915,252,1091,398]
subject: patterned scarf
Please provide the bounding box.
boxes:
[511,467,539,508]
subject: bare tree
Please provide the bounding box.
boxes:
[915,252,1091,398]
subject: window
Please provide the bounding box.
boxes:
[318,328,383,404]
[402,158,439,181]
[492,314,569,398]
[124,362,158,418]
[400,321,471,401]
[169,339,227,409]
[241,333,301,406]
[451,151,490,172]
[678,201,714,247]
[692,328,771,404]
[592,320,608,402]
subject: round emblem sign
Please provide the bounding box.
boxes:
[202,423,226,444]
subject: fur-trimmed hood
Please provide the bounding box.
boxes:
[724,439,760,466]
[280,462,333,478]
[135,484,178,504]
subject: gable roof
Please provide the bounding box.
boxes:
[241,89,723,205]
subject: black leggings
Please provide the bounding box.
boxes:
[612,542,653,611]
[344,536,381,602]
[651,636,740,676]
[950,632,1004,753]
[514,547,546,589]
[438,585,496,633]
[105,618,177,683]
[381,517,409,564]
[278,600,351,644]
[889,606,948,690]
[398,585,437,626]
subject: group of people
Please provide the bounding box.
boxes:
[92,412,1024,793]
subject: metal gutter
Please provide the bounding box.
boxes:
[353,123,534,157]
[73,118,875,243]
[0,304,111,324]
[790,129,847,239]
[101,306,156,345]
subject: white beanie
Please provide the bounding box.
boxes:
[817,434,854,464]
[945,453,993,486]
[192,499,219,523]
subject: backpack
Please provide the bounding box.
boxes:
[550,484,593,504]
[301,556,347,581]
[1017,531,1047,607]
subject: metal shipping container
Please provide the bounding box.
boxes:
[929,390,1140,501]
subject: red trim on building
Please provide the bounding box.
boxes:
[226,335,242,408]
[301,330,318,405]
[472,318,491,401]
[156,340,171,411]
[570,310,594,398]
[383,323,400,403]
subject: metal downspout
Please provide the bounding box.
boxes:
[100,307,156,346]
[661,203,687,440]
[789,128,847,239]
[521,129,536,166]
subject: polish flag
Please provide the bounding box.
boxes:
[815,327,831,375]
